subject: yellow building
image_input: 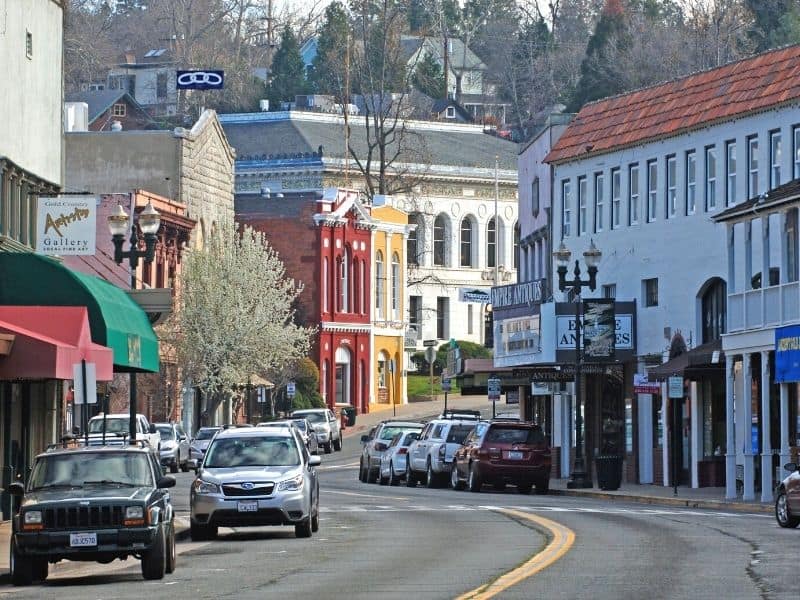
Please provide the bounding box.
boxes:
[370,202,414,411]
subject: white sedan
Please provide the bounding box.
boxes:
[379,431,420,486]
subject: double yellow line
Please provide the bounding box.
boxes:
[456,508,575,600]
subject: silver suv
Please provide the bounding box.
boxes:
[190,426,321,540]
[406,417,477,487]
[292,409,342,454]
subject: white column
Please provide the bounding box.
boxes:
[661,382,669,486]
[725,355,737,499]
[742,353,755,502]
[690,382,700,488]
[560,391,572,478]
[638,393,653,484]
[780,383,791,478]
[760,351,773,502]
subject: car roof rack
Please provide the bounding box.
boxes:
[45,435,150,452]
[440,409,482,420]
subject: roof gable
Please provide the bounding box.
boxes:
[546,44,800,164]
[65,90,151,125]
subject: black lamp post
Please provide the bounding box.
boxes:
[553,239,601,489]
[108,202,161,443]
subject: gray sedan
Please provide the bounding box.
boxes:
[379,431,420,486]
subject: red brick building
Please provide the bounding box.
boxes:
[237,188,374,413]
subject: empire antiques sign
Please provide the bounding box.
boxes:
[491,279,544,309]
[555,301,636,363]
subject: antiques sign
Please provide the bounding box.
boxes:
[36,196,96,255]
[556,301,636,363]
[582,299,615,361]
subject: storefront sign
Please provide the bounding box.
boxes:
[36,196,96,256]
[633,373,660,394]
[557,313,633,351]
[494,315,541,361]
[582,299,615,361]
[490,280,544,309]
[775,324,800,382]
[459,288,491,303]
[667,376,684,398]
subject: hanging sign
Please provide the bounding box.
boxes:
[775,324,800,382]
[582,299,616,361]
[176,70,224,90]
[667,376,684,399]
[633,373,660,394]
[36,196,97,255]
[72,362,97,405]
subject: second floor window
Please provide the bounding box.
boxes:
[794,125,800,180]
[611,168,621,229]
[629,164,640,224]
[705,145,717,210]
[770,130,782,190]
[562,180,572,237]
[487,217,497,268]
[647,160,657,223]
[391,253,400,319]
[407,213,421,265]
[578,176,587,235]
[513,222,520,271]
[686,151,697,215]
[375,251,385,315]
[666,155,676,218]
[341,248,350,312]
[433,215,446,266]
[602,284,616,299]
[594,172,605,232]
[643,278,659,307]
[725,141,736,207]
[460,218,473,267]
[747,135,759,199]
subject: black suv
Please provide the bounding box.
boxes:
[8,442,177,586]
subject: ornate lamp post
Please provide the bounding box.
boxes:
[108,202,161,443]
[553,239,601,489]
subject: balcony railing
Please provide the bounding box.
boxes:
[727,280,800,332]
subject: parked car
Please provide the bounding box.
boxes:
[775,461,800,528]
[359,421,424,483]
[8,442,177,585]
[406,417,477,488]
[292,408,342,454]
[86,413,161,451]
[190,425,321,540]
[156,423,190,473]
[379,431,420,486]
[188,427,221,468]
[451,420,551,494]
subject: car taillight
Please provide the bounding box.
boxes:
[488,447,501,458]
[374,442,387,452]
[438,445,446,458]
[397,448,408,455]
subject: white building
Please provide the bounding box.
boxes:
[106,48,178,117]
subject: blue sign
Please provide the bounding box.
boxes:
[751,424,759,455]
[176,70,224,90]
[441,377,451,392]
[775,324,800,382]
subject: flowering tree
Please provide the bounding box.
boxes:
[169,221,314,424]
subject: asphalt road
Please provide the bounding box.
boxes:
[2,424,797,600]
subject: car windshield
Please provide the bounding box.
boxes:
[157,426,175,441]
[485,427,544,445]
[292,420,308,433]
[29,452,153,490]
[204,436,300,468]
[87,417,128,435]
[195,428,220,441]
[379,426,421,441]
[446,425,474,444]
[298,412,325,424]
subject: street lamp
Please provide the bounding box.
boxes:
[108,202,161,444]
[554,239,601,489]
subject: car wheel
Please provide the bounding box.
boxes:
[333,435,342,451]
[141,524,167,580]
[180,456,190,473]
[388,462,400,486]
[451,465,465,491]
[366,463,378,484]
[170,453,179,474]
[535,478,550,495]
[406,464,417,487]
[190,520,217,541]
[324,442,333,454]
[468,463,482,493]
[10,538,33,586]
[358,459,368,483]
[295,517,312,538]
[311,504,320,533]
[517,483,533,495]
[165,522,177,574]
[379,470,388,485]
[426,461,438,488]
[775,491,800,528]
[32,558,48,582]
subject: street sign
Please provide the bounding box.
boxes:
[441,377,451,392]
[425,346,437,364]
[287,381,296,398]
[487,377,501,401]
[423,339,438,347]
[667,376,683,398]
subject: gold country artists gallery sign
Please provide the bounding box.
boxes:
[36,196,97,255]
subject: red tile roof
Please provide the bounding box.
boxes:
[545,45,800,164]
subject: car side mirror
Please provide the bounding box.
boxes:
[7,482,24,496]
[309,455,322,467]
[157,475,176,488]
[784,462,798,473]
[361,435,369,443]
[149,423,157,434]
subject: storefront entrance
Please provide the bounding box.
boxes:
[335,347,351,405]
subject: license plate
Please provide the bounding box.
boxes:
[237,500,258,512]
[508,451,523,460]
[70,532,97,547]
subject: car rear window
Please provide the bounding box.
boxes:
[485,426,545,445]
[379,426,421,440]
[446,425,474,444]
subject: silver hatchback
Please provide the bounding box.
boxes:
[190,426,321,540]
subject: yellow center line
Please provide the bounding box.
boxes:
[455,508,575,600]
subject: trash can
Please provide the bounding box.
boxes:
[342,406,356,426]
[595,454,623,491]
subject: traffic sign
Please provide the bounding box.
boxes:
[423,339,438,347]
[287,381,296,398]
[487,377,501,401]
[441,377,452,392]
[425,346,437,364]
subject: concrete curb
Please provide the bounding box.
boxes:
[549,488,774,514]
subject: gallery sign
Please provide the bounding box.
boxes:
[36,196,96,256]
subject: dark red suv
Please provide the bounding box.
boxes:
[450,420,551,494]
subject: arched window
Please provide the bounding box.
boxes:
[322,359,329,402]
[460,217,473,267]
[407,213,420,265]
[323,257,329,313]
[375,251,385,317]
[487,217,497,268]
[391,252,400,320]
[361,259,367,314]
[341,248,350,312]
[351,251,359,314]
[701,278,727,343]
[434,214,446,266]
[513,222,520,271]
[377,351,389,388]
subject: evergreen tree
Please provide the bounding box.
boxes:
[746,0,800,52]
[267,26,309,109]
[310,2,352,97]
[412,52,446,98]
[567,0,630,112]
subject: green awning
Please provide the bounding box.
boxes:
[0,253,159,372]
